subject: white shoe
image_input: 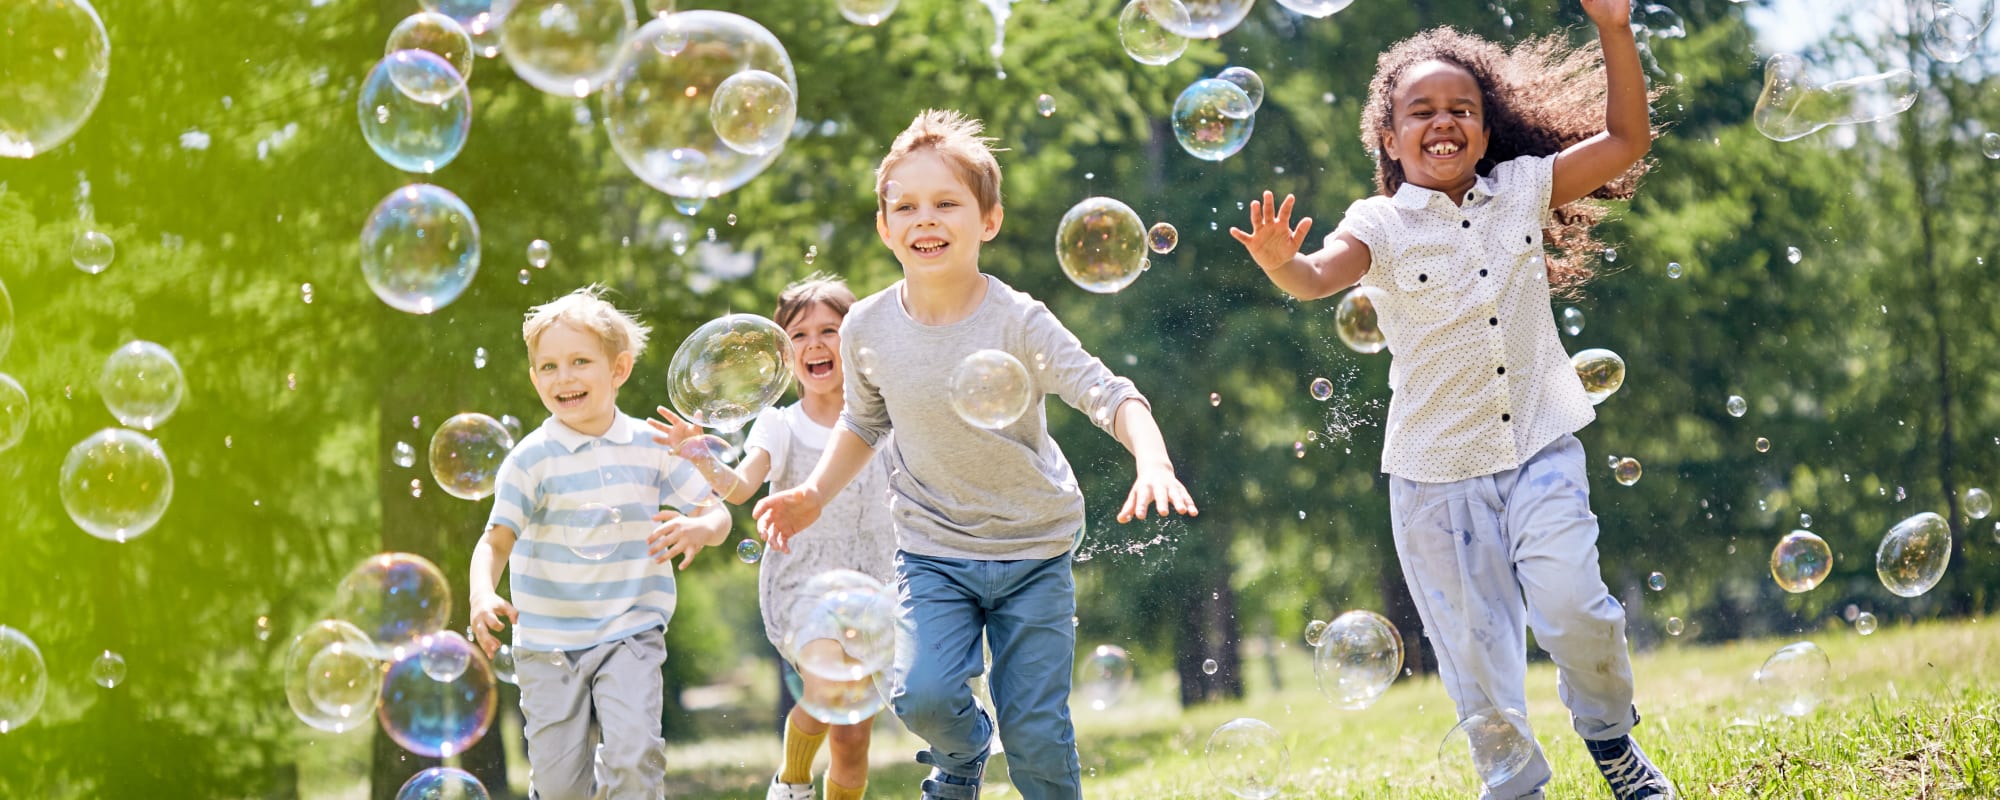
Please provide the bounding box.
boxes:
[765,773,814,800]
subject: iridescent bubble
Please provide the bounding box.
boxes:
[1335,286,1386,354]
[498,0,635,97]
[1755,437,1771,453]
[1147,222,1179,254]
[788,570,898,684]
[1665,616,1684,636]
[1303,619,1328,647]
[1274,0,1354,17]
[736,538,763,564]
[72,230,114,274]
[0,374,29,453]
[710,68,796,156]
[949,350,1034,430]
[489,645,516,684]
[1209,392,1221,407]
[1727,395,1747,417]
[1603,248,1618,263]
[666,313,792,432]
[1666,261,1682,279]
[1876,511,1952,598]
[1118,0,1189,66]
[1613,457,1642,486]
[1561,306,1584,336]
[602,12,796,199]
[1984,132,2000,159]
[1205,717,1287,800]
[396,766,490,800]
[1217,67,1264,114]
[673,434,741,508]
[1310,377,1333,402]
[1077,644,1135,711]
[360,184,482,315]
[334,552,453,658]
[1202,658,1219,675]
[428,413,514,500]
[782,656,887,725]
[1571,349,1625,405]
[556,500,622,561]
[359,50,471,173]
[1753,641,1828,718]
[1293,441,1306,458]
[1854,612,1877,636]
[1964,487,1991,519]
[1438,708,1534,791]
[527,238,551,268]
[1647,571,1665,591]
[59,428,173,543]
[1787,246,1802,264]
[1036,93,1056,117]
[1172,78,1255,161]
[0,626,48,733]
[1754,54,1917,142]
[283,619,381,733]
[1770,530,1832,593]
[100,340,184,430]
[0,0,111,158]
[378,632,498,758]
[836,0,899,26]
[90,649,126,688]
[386,12,475,97]
[1144,0,1252,38]
[1313,609,1401,709]
[1055,197,1147,293]
[420,631,473,682]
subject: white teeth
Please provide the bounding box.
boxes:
[1426,142,1460,155]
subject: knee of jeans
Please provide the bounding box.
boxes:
[892,676,966,733]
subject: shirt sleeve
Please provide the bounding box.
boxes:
[1492,153,1558,225]
[837,318,892,448]
[484,446,534,536]
[741,405,789,485]
[1020,297,1144,438]
[1329,196,1388,254]
[657,451,716,515]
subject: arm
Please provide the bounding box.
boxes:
[468,524,518,657]
[1230,191,1373,301]
[1109,398,1199,523]
[1551,0,1650,208]
[751,428,874,553]
[647,406,771,506]
[648,501,734,570]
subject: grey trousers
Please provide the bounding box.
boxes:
[516,628,668,800]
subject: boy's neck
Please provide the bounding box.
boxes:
[900,269,988,326]
[562,411,617,438]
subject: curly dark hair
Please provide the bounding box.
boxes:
[1361,26,1657,295]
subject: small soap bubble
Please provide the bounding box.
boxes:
[256,615,273,642]
[1303,619,1328,647]
[1665,617,1684,636]
[1205,717,1287,799]
[1854,612,1877,636]
[1561,307,1584,336]
[559,501,623,561]
[1800,513,1812,528]
[836,0,900,25]
[1077,644,1135,710]
[1036,94,1056,117]
[949,350,1033,430]
[1613,457,1642,486]
[419,632,472,682]
[301,283,315,304]
[1118,0,1189,66]
[1984,132,2000,159]
[1172,78,1255,161]
[1216,66,1264,113]
[1202,658,1219,675]
[736,538,763,564]
[1057,197,1148,293]
[711,69,796,156]
[489,645,517,685]
[1666,261,1682,279]
[1727,395,1747,417]
[725,213,737,226]
[1755,437,1771,453]
[527,239,551,268]
[60,428,174,543]
[1310,377,1333,401]
[393,441,417,468]
[1148,222,1179,254]
[1787,246,1802,264]
[1964,487,1991,519]
[1603,248,1618,263]
[498,415,523,441]
[429,413,514,500]
[1770,530,1832,593]
[1647,572,1665,591]
[518,269,530,285]
[72,230,116,274]
[804,245,818,264]
[1335,286,1387,354]
[1293,441,1306,458]
[90,650,125,688]
[1876,511,1951,598]
[1571,349,1625,405]
[395,766,490,800]
[471,347,488,369]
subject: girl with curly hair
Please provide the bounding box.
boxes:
[1230,2,1672,798]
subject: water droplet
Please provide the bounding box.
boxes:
[1787,246,1802,264]
[473,347,488,369]
[1666,261,1682,279]
[726,213,737,226]
[1209,392,1220,407]
[1036,93,1056,117]
[301,283,315,304]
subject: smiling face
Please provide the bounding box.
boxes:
[783,301,844,399]
[528,322,633,437]
[1382,59,1490,199]
[876,149,1003,279]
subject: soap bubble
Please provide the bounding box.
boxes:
[1335,286,1387,354]
[1571,349,1625,405]
[360,184,482,315]
[378,632,498,758]
[396,766,490,800]
[1854,612,1877,635]
[1755,437,1771,453]
[527,238,551,268]
[736,538,763,563]
[420,631,473,682]
[100,340,184,430]
[498,0,636,97]
[602,12,796,199]
[429,413,514,500]
[71,230,115,274]
[789,572,898,683]
[90,650,125,688]
[0,626,48,733]
[1964,487,1991,519]
[781,656,887,725]
[1914,0,1994,63]
[1666,261,1682,279]
[1056,197,1148,293]
[1726,395,1747,417]
[489,645,516,684]
[1312,609,1402,709]
[0,278,11,361]
[1438,708,1535,790]
[556,500,623,561]
[1172,78,1255,162]
[386,12,475,96]
[949,349,1034,430]
[1770,530,1831,593]
[1787,246,1802,264]
[1876,511,1952,598]
[1274,0,1354,17]
[1613,457,1642,486]
[1204,718,1287,799]
[1209,392,1221,407]
[1754,54,1917,142]
[1036,93,1056,117]
[359,50,471,172]
[284,619,381,733]
[499,414,524,441]
[666,313,792,432]
[1753,641,1828,718]
[836,0,899,25]
[1665,617,1684,636]
[392,441,417,469]
[0,374,26,453]
[1303,619,1328,647]
[1561,306,1584,336]
[1310,377,1333,401]
[1147,222,1179,254]
[1217,67,1264,114]
[1077,644,1134,711]
[334,552,453,659]
[60,428,174,543]
[1144,0,1253,38]
[709,69,795,156]
[1647,571,1665,591]
[0,0,111,158]
[673,433,742,508]
[1117,0,1188,66]
[1202,658,1219,675]
[1636,3,1686,38]
[1984,132,2000,159]
[1603,248,1618,263]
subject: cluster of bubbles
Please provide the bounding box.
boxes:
[783,570,897,724]
[1171,67,1262,161]
[1077,644,1135,711]
[1571,349,1626,404]
[666,314,793,433]
[949,349,1035,429]
[1335,286,1387,354]
[1205,717,1287,799]
[1,0,112,158]
[1438,707,1535,790]
[429,413,516,501]
[361,185,483,315]
[1310,610,1402,710]
[1753,54,1917,143]
[1056,197,1150,293]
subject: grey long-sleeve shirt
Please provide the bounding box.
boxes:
[838,274,1145,560]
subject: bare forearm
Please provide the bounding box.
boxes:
[693,504,733,545]
[1598,20,1650,153]
[470,526,514,597]
[1112,399,1174,471]
[1263,253,1337,301]
[804,428,874,498]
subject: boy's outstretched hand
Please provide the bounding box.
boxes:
[1118,465,1199,523]
[648,508,708,570]
[648,405,702,450]
[1229,191,1313,272]
[753,485,824,554]
[468,591,517,658]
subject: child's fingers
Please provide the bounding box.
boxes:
[1228,227,1255,246]
[651,508,683,523]
[1290,217,1313,245]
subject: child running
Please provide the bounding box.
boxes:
[1230,2,1671,798]
[754,109,1198,800]
[651,274,896,800]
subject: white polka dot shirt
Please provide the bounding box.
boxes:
[1333,154,1596,484]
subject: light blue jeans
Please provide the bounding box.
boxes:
[1389,434,1639,800]
[892,550,1081,800]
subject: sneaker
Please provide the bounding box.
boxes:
[1585,736,1676,799]
[916,750,983,800]
[765,773,814,800]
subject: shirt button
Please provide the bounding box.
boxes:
[1418,273,1428,282]
[1489,317,1498,326]
[1479,269,1489,277]
[1501,413,1511,422]
[1462,220,1472,229]
[1524,235,1532,243]
[1497,366,1506,375]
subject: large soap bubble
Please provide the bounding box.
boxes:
[0,626,48,734]
[1312,609,1402,709]
[1438,708,1535,791]
[361,184,482,315]
[359,50,472,173]
[498,0,636,97]
[1275,0,1355,17]
[1056,197,1148,293]
[1172,78,1255,162]
[1876,511,1951,598]
[60,428,173,543]
[334,552,453,659]
[1204,717,1287,799]
[674,433,743,508]
[949,350,1034,430]
[387,12,476,94]
[100,340,184,430]
[1753,54,1917,143]
[0,0,111,158]
[666,313,792,433]
[602,12,796,198]
[283,619,381,733]
[429,413,514,501]
[1143,0,1252,38]
[1335,286,1387,354]
[1571,348,1625,405]
[397,766,490,800]
[788,571,898,683]
[782,661,888,725]
[1915,0,1995,63]
[1753,641,1828,718]
[379,631,498,758]
[710,69,795,156]
[0,374,28,453]
[1769,530,1831,593]
[1076,644,1135,711]
[1118,0,1188,66]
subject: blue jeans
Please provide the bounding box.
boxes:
[892,550,1081,800]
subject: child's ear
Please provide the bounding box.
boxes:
[980,204,1004,241]
[876,210,891,247]
[1379,129,1398,162]
[611,350,634,387]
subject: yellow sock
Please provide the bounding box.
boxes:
[826,778,866,800]
[779,717,827,785]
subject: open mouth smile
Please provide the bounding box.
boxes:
[911,238,949,256]
[804,358,834,379]
[555,390,587,407]
[1425,141,1462,156]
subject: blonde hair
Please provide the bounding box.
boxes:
[774,272,857,330]
[874,109,1003,216]
[522,284,650,359]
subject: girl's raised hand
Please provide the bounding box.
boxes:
[1228,191,1313,272]
[648,405,702,450]
[1580,0,1632,27]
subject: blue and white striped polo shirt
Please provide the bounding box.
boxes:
[486,412,713,651]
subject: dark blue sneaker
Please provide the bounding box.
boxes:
[1585,736,1675,799]
[916,750,983,800]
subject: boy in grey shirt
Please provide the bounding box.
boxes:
[754,109,1198,800]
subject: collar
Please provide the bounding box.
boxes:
[541,412,636,453]
[1391,172,1498,210]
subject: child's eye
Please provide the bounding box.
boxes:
[537,363,555,373]
[573,358,590,366]
[1453,109,1474,117]
[895,203,914,212]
